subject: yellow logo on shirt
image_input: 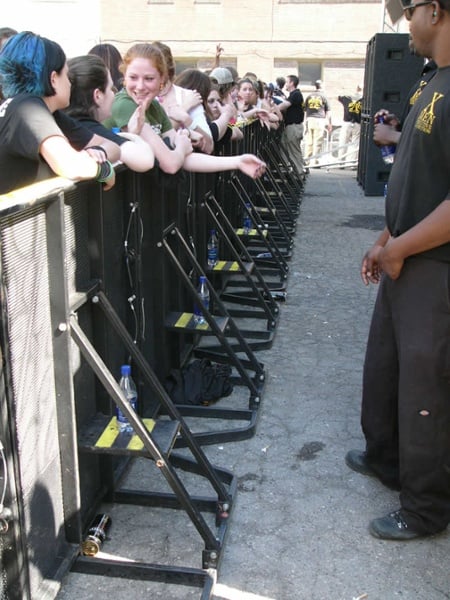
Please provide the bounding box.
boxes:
[349,100,361,115]
[416,92,443,134]
[307,96,324,110]
[409,79,428,107]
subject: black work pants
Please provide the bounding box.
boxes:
[361,256,450,534]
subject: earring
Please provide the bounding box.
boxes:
[433,9,437,15]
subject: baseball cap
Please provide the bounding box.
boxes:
[210,67,234,85]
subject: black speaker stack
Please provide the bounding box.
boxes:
[358,33,424,196]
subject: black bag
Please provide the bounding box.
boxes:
[164,359,233,406]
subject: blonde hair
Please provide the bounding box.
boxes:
[121,43,167,80]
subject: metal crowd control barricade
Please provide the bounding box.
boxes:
[0,172,237,600]
[229,174,290,281]
[258,124,305,205]
[202,190,280,349]
[160,223,266,401]
[0,121,299,598]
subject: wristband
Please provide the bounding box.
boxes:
[96,160,114,183]
[86,145,108,158]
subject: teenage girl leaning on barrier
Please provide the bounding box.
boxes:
[0,31,118,195]
[104,43,266,179]
[66,55,155,173]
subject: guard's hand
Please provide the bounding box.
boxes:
[379,239,404,280]
[361,244,384,285]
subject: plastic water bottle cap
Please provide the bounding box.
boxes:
[121,365,131,376]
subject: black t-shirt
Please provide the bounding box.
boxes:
[0,95,63,194]
[386,66,450,262]
[68,115,127,146]
[338,95,362,124]
[0,95,94,194]
[54,111,94,150]
[284,88,304,125]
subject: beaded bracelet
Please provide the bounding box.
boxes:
[96,160,115,183]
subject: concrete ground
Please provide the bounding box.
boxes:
[57,168,450,600]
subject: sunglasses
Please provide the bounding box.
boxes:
[402,0,433,20]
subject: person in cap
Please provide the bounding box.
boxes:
[210,67,234,86]
[210,67,237,104]
[346,0,450,540]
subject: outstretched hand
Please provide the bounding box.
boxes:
[237,154,267,179]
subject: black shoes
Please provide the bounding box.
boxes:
[345,449,401,491]
[345,449,376,477]
[369,510,423,541]
[346,451,443,540]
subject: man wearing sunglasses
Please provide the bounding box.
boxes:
[346,0,450,540]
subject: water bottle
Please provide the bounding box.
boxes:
[193,275,210,325]
[207,229,218,268]
[243,203,252,235]
[116,364,138,433]
[376,115,396,165]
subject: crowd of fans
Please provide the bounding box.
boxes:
[0,30,320,196]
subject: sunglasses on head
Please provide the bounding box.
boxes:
[402,0,434,20]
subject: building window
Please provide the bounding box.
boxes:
[274,59,322,87]
[298,63,322,86]
[174,59,199,75]
[173,57,237,74]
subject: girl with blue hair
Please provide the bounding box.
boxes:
[0,31,118,194]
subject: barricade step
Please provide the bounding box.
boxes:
[68,286,237,595]
[78,414,180,457]
[230,176,290,280]
[161,224,267,400]
[197,194,280,344]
